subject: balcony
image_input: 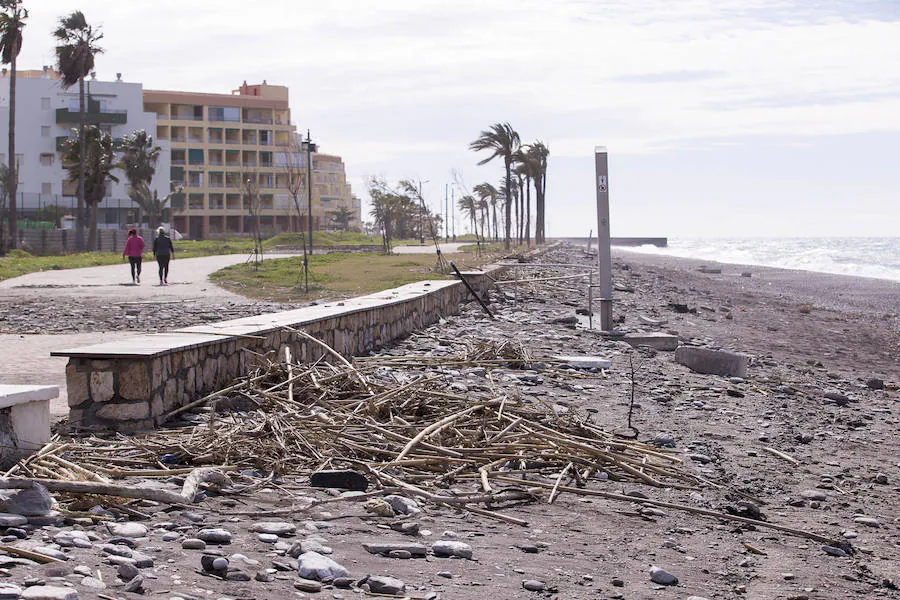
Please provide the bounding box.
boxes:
[243,116,273,124]
[56,105,127,125]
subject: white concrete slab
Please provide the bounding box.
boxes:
[0,385,59,409]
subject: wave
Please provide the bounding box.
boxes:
[617,237,900,283]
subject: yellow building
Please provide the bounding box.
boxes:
[143,81,358,238]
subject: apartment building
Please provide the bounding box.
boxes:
[0,67,170,226]
[143,81,359,238]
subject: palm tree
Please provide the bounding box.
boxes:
[514,147,536,247]
[61,126,118,250]
[472,183,498,242]
[457,194,477,237]
[0,0,26,251]
[528,141,549,244]
[469,122,520,249]
[53,10,103,251]
[118,129,160,228]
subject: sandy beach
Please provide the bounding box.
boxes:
[0,242,896,599]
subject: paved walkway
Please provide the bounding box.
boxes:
[392,242,467,254]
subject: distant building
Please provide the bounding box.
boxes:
[143,81,359,238]
[0,67,170,228]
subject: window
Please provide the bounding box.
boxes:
[40,153,54,166]
[41,126,50,137]
[208,106,240,122]
[41,97,51,110]
[188,149,204,165]
[42,182,52,195]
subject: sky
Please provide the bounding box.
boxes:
[15,0,900,237]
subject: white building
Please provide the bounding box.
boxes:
[0,67,169,228]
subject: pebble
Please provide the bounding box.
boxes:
[522,580,545,591]
[257,533,279,544]
[0,584,23,599]
[33,547,67,561]
[249,521,296,536]
[822,545,848,557]
[853,516,881,528]
[123,575,143,593]
[118,563,140,581]
[106,522,148,538]
[431,540,473,559]
[0,513,27,527]
[437,571,453,579]
[294,578,323,593]
[225,569,252,581]
[800,489,827,501]
[80,577,105,590]
[182,538,206,550]
[649,566,678,585]
[874,473,888,484]
[384,495,422,516]
[297,551,350,582]
[196,528,233,544]
[365,575,406,595]
[20,586,79,600]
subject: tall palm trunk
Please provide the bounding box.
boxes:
[525,174,532,247]
[6,40,17,250]
[491,200,498,242]
[76,71,86,251]
[503,158,512,250]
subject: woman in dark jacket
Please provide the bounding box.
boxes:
[152,227,175,285]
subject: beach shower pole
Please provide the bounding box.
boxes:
[594,147,613,331]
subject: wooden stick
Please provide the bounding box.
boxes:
[548,462,572,504]
[391,404,487,465]
[763,446,800,466]
[0,545,64,564]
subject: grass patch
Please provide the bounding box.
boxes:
[210,247,503,303]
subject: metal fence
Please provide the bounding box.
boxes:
[5,192,142,229]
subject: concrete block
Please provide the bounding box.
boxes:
[674,346,750,378]
[0,385,56,464]
[623,332,680,351]
[554,356,612,369]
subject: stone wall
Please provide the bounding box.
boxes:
[60,278,476,433]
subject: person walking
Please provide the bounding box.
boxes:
[153,226,175,285]
[122,228,145,284]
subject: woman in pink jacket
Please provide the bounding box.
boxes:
[122,228,146,284]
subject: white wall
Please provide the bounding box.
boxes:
[0,73,169,214]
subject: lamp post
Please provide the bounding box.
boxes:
[305,130,317,259]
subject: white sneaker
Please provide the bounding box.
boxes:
[136,275,140,284]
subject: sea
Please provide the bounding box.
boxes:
[607,238,900,283]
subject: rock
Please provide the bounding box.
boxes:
[390,521,420,535]
[822,545,848,557]
[523,580,545,591]
[182,538,206,550]
[255,570,275,582]
[801,489,827,501]
[123,575,143,593]
[649,566,678,585]
[333,577,354,588]
[117,562,140,581]
[384,495,422,515]
[824,391,851,405]
[0,513,27,527]
[257,533,279,544]
[0,484,54,516]
[20,586,79,600]
[623,333,679,351]
[362,542,428,558]
[517,544,539,553]
[249,521,296,536]
[674,346,750,378]
[874,473,888,485]
[0,584,23,600]
[32,547,67,561]
[294,578,323,593]
[196,528,232,544]
[200,555,228,572]
[431,540,473,559]
[865,378,884,390]
[289,539,333,557]
[364,575,406,595]
[129,551,154,568]
[687,597,710,600]
[853,516,880,528]
[297,551,350,582]
[80,577,105,590]
[309,469,368,492]
[437,571,453,579]
[651,434,677,448]
[225,569,252,581]
[363,498,395,517]
[388,550,412,559]
[106,522,147,538]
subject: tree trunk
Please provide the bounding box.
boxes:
[491,201,497,242]
[7,47,18,251]
[87,202,97,250]
[76,74,86,251]
[525,174,532,247]
[504,160,512,250]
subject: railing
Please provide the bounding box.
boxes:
[171,159,186,165]
[208,182,225,188]
[209,116,241,123]
[225,139,241,145]
[243,116,273,124]
[171,114,204,121]
[208,159,224,166]
[56,107,127,125]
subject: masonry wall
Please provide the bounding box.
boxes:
[64,279,473,433]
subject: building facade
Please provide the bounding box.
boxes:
[0,68,170,228]
[143,82,359,238]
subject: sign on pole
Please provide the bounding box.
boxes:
[594,147,613,331]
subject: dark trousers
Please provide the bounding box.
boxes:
[128,256,142,281]
[156,255,170,281]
